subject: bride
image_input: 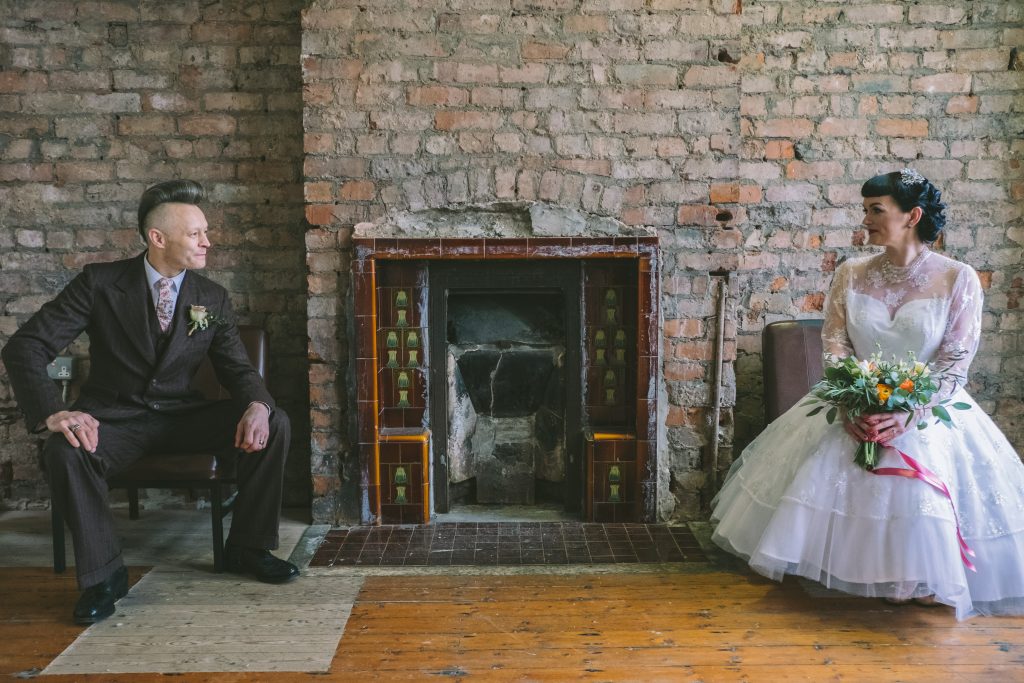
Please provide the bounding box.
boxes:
[711,169,1024,619]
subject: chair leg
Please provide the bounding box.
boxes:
[211,484,225,573]
[51,500,66,574]
[51,499,66,573]
[127,488,140,520]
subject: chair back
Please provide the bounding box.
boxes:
[190,325,269,400]
[762,319,824,423]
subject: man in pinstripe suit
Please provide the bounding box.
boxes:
[2,180,298,625]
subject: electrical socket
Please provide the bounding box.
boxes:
[47,356,74,381]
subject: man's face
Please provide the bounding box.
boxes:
[147,203,210,273]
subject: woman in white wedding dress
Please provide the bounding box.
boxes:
[711,169,1024,620]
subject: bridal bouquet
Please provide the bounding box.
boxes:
[803,352,970,469]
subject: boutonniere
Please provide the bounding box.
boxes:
[187,305,227,336]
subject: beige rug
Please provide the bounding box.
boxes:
[43,566,361,674]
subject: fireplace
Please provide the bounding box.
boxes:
[352,216,658,524]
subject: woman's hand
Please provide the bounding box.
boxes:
[845,411,912,447]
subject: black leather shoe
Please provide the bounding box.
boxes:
[224,546,299,584]
[73,566,129,625]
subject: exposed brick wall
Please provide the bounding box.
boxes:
[303,0,1022,523]
[734,1,1024,467]
[0,1,310,510]
[3,0,1020,523]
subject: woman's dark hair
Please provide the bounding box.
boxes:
[861,170,946,243]
[137,179,206,241]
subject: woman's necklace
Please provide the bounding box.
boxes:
[879,247,930,285]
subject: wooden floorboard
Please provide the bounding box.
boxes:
[3,567,1024,681]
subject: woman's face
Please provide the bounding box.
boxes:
[861,195,920,249]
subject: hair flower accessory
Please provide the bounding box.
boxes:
[899,168,926,186]
[187,304,227,336]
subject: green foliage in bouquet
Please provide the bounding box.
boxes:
[802,352,971,470]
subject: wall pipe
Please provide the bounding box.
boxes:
[709,273,729,491]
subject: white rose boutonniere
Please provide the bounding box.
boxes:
[187,304,227,336]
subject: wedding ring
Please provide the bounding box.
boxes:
[69,423,81,433]
[258,438,266,445]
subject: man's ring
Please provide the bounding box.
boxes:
[259,438,265,445]
[69,424,81,433]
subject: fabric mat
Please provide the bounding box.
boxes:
[43,567,361,674]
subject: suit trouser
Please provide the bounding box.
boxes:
[42,401,290,589]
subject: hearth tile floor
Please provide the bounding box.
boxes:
[308,522,707,567]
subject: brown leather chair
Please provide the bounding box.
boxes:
[762,319,824,423]
[51,326,268,574]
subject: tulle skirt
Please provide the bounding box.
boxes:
[711,388,1024,620]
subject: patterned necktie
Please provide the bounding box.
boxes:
[156,277,175,332]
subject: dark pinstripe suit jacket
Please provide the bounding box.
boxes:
[2,253,274,432]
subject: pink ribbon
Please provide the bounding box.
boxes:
[871,449,977,572]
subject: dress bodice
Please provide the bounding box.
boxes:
[845,291,947,363]
[822,250,983,397]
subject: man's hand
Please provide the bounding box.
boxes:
[45,410,99,452]
[235,402,271,453]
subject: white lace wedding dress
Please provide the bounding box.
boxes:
[711,249,1024,619]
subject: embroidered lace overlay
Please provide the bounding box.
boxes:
[822,251,982,402]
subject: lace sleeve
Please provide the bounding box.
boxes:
[821,260,854,361]
[932,265,983,400]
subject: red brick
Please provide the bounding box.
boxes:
[302,7,357,30]
[306,204,336,226]
[555,159,612,176]
[408,86,469,107]
[665,318,704,338]
[434,111,502,131]
[0,163,53,181]
[0,72,49,92]
[671,339,712,360]
[564,15,611,33]
[738,185,762,203]
[785,161,844,180]
[178,115,237,136]
[339,180,375,201]
[818,118,869,137]
[911,73,972,93]
[55,162,112,182]
[305,182,334,202]
[117,115,176,135]
[311,475,339,496]
[304,133,334,154]
[522,41,572,59]
[798,293,825,312]
[498,64,549,84]
[756,119,814,138]
[710,183,739,203]
[204,92,264,111]
[676,204,721,226]
[764,141,795,159]
[876,118,928,137]
[946,95,979,114]
[663,362,706,382]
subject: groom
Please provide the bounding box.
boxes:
[1,179,298,625]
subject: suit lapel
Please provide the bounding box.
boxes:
[108,254,156,366]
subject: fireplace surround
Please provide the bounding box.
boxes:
[352,206,658,525]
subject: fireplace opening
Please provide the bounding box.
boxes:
[446,290,566,507]
[429,261,583,518]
